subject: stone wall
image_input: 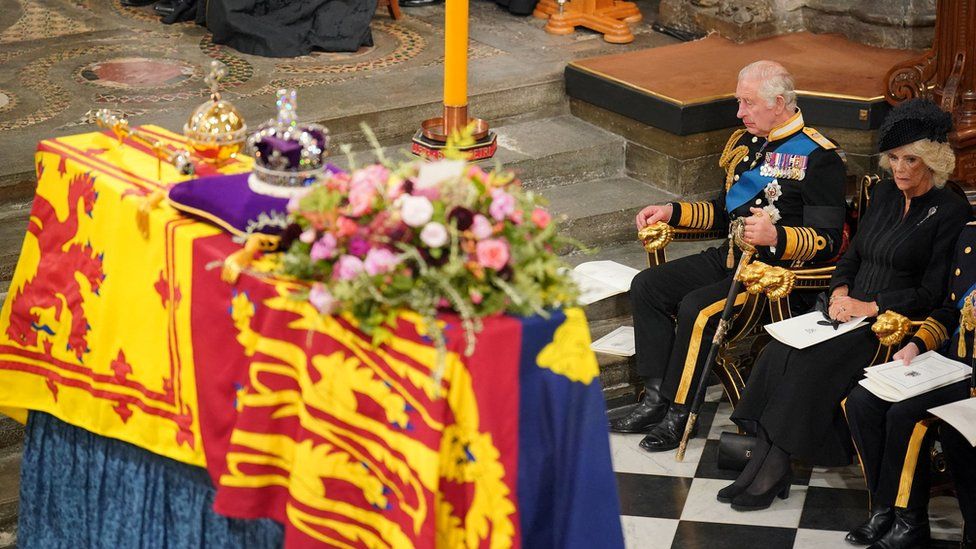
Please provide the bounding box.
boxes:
[658,0,935,49]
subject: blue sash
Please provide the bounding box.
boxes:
[725,131,819,212]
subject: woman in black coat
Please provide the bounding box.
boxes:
[720,99,970,512]
[844,216,973,548]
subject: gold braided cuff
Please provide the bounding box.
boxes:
[914,318,948,352]
[780,226,827,261]
[675,201,715,230]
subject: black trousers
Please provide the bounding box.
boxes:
[630,246,739,405]
[942,420,976,539]
[845,381,969,509]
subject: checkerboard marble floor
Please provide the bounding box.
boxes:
[611,387,966,548]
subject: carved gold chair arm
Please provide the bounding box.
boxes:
[869,311,924,365]
[638,222,726,267]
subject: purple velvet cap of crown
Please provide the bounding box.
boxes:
[253,129,328,171]
[167,164,342,236]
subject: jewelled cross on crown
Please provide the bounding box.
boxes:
[204,60,227,103]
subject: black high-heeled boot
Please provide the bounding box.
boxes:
[845,505,894,545]
[638,403,696,452]
[717,433,771,504]
[609,379,669,433]
[866,507,929,549]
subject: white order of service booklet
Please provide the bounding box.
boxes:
[858,350,971,403]
[763,311,867,349]
[590,326,636,357]
[929,398,976,446]
[570,261,641,306]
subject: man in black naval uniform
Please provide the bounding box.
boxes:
[610,60,849,452]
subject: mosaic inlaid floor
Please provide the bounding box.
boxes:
[0,0,674,177]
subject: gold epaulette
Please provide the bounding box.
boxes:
[802,127,836,150]
[718,129,749,191]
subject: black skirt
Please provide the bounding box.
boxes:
[731,325,878,467]
[206,0,377,57]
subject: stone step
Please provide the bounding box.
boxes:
[544,176,677,250]
[328,114,625,190]
[0,201,31,289]
[0,446,20,549]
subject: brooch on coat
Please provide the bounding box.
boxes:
[760,152,808,180]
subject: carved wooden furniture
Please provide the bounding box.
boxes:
[886,0,976,186]
[533,0,642,44]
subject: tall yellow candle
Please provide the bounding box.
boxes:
[443,0,468,107]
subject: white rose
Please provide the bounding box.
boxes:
[400,195,434,227]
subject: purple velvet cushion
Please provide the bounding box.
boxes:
[168,173,288,237]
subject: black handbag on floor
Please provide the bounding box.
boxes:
[717,431,756,471]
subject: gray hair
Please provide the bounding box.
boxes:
[738,60,797,111]
[878,138,956,188]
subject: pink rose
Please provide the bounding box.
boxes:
[466,165,490,184]
[351,164,390,190]
[420,222,449,248]
[400,195,434,227]
[308,283,337,314]
[310,233,337,261]
[364,248,399,276]
[489,189,516,221]
[336,216,358,238]
[475,239,510,271]
[348,183,377,217]
[470,214,493,240]
[333,254,365,281]
[469,289,483,304]
[531,208,551,229]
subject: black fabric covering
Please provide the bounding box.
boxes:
[732,181,970,466]
[877,98,953,153]
[494,0,538,15]
[162,0,377,57]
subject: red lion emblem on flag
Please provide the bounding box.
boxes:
[6,170,104,360]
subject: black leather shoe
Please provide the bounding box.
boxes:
[609,380,669,433]
[716,482,746,504]
[730,470,792,511]
[638,404,696,452]
[154,0,176,14]
[400,0,443,6]
[120,0,157,6]
[867,508,929,549]
[845,505,894,545]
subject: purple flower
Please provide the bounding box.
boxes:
[308,283,337,314]
[364,248,400,275]
[420,222,449,248]
[348,236,370,258]
[310,233,337,261]
[333,255,365,281]
[489,189,516,221]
